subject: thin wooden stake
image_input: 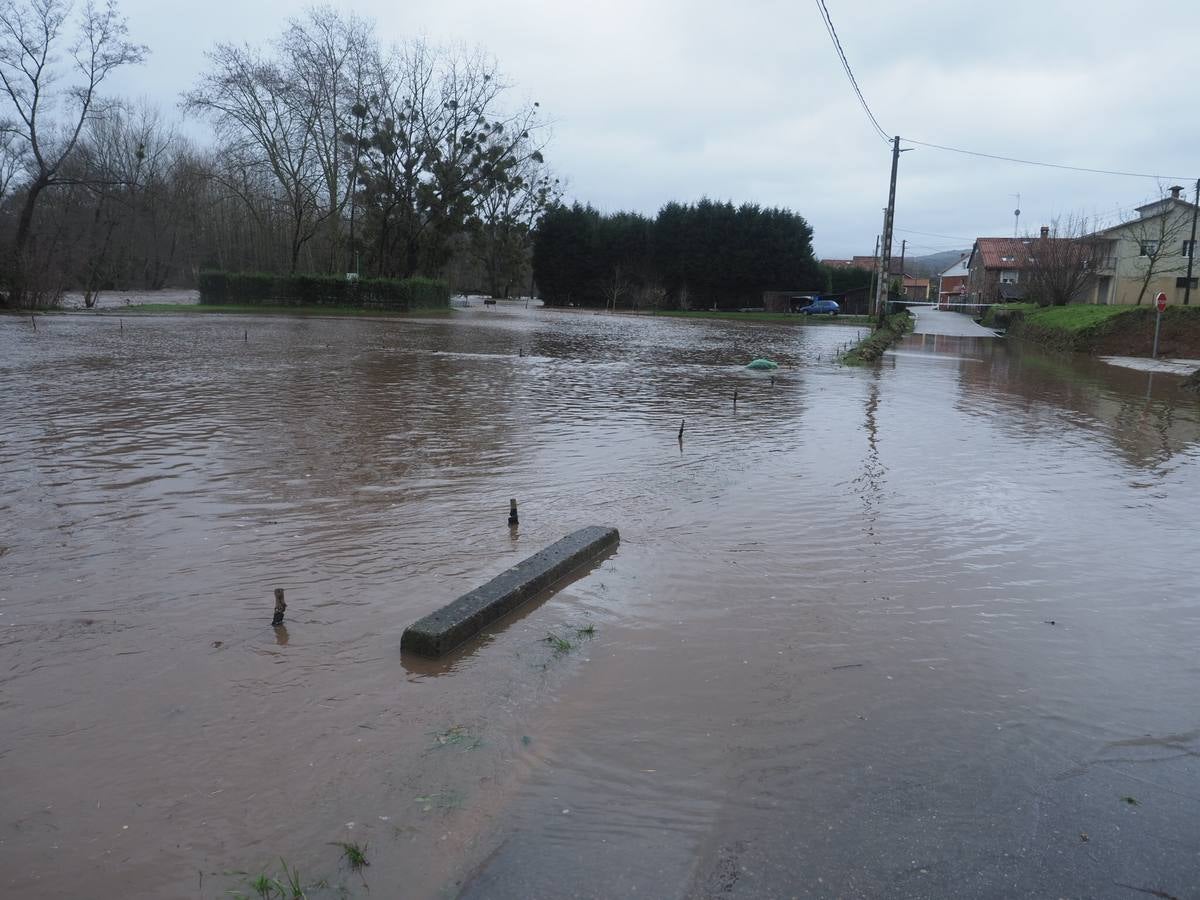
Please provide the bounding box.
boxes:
[678,418,685,441]
[272,589,287,626]
[508,498,519,527]
[30,315,36,331]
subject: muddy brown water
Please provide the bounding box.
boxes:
[2,308,1199,899]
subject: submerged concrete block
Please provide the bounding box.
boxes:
[401,525,620,657]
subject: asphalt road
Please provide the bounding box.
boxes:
[910,306,999,337]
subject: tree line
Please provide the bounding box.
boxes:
[0,1,556,307]
[532,199,826,310]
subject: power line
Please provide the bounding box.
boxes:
[814,0,889,144]
[901,137,1195,182]
[898,242,967,253]
[894,227,974,243]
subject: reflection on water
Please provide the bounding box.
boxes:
[1,309,1198,899]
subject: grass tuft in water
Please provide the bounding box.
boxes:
[543,624,596,656]
[332,841,369,870]
[279,858,305,898]
[227,859,307,900]
[430,724,482,750]
[414,787,464,811]
[544,631,573,653]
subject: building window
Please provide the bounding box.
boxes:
[1000,270,1019,284]
[999,255,1015,263]
[1183,240,1196,258]
[1139,240,1160,257]
[1176,277,1199,289]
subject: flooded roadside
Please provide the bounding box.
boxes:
[2,308,1198,898]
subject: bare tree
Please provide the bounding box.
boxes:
[186,43,328,272]
[469,134,557,297]
[0,117,21,200]
[604,263,628,312]
[417,46,522,275]
[69,100,180,303]
[357,41,533,279]
[280,7,374,273]
[355,40,438,277]
[180,25,553,285]
[1026,215,1104,307]
[0,0,147,263]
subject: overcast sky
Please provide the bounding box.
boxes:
[106,0,1200,260]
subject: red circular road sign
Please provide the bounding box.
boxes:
[1156,292,1168,312]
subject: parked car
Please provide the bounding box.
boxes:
[797,299,840,316]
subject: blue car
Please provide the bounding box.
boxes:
[797,299,840,316]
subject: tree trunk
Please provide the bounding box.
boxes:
[290,213,303,274]
[404,235,420,279]
[8,177,52,307]
[14,177,50,256]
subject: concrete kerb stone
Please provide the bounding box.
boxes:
[401,525,620,658]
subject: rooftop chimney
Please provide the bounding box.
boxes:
[1169,185,1183,199]
[1039,225,1050,239]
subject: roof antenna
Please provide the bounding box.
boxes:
[1013,193,1021,237]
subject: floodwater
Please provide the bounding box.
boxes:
[2,307,1199,899]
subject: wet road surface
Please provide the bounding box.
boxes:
[1,307,1198,899]
[911,306,1000,337]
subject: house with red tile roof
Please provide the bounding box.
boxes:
[901,275,930,300]
[966,233,1043,303]
[938,254,970,305]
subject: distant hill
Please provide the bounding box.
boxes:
[905,249,969,277]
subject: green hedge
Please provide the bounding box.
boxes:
[198,271,449,311]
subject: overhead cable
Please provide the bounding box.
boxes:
[901,138,1195,182]
[814,0,890,143]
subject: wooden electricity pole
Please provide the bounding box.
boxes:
[875,136,901,322]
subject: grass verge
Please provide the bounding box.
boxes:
[998,303,1200,356]
[841,312,912,365]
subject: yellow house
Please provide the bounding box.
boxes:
[1086,186,1198,306]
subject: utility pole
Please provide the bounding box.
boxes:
[876,136,901,322]
[865,233,880,316]
[873,208,887,319]
[1184,177,1199,307]
[898,239,907,294]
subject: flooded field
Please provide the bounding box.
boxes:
[2,307,1199,899]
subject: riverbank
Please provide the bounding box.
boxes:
[841,311,913,363]
[986,303,1200,357]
